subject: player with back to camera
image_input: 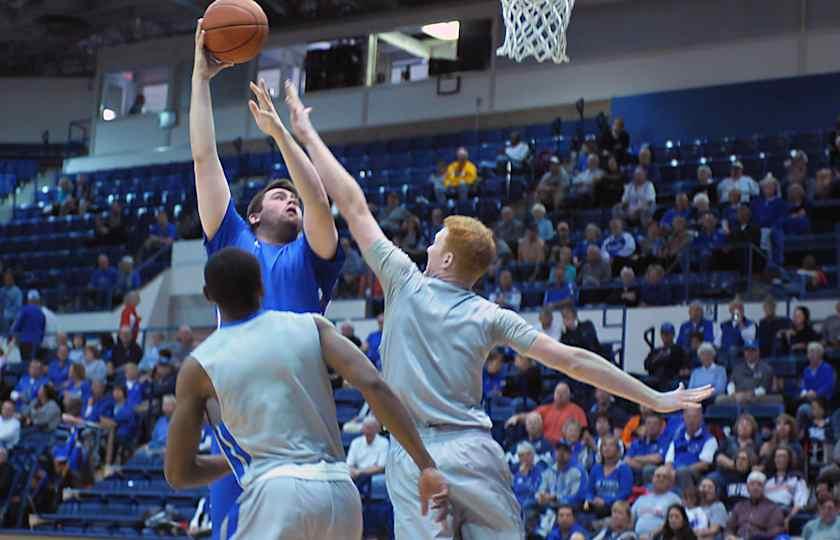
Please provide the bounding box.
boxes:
[165,247,448,539]
[247,80,715,539]
[189,20,347,536]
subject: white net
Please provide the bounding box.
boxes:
[496,0,576,63]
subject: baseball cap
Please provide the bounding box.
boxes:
[27,289,40,301]
[660,322,675,334]
[744,339,759,350]
[731,160,744,169]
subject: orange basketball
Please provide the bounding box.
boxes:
[202,0,269,64]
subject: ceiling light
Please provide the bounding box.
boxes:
[422,21,460,41]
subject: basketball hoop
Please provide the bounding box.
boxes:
[496,0,575,63]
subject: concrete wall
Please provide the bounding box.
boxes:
[0,78,94,144]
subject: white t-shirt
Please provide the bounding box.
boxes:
[346,434,389,470]
[686,506,709,530]
[0,416,21,449]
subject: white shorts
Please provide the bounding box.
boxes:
[222,476,362,540]
[386,427,524,540]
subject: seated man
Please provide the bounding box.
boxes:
[625,412,669,485]
[0,401,21,449]
[536,442,588,513]
[716,340,780,405]
[644,323,690,392]
[443,146,479,199]
[11,359,48,412]
[137,394,175,455]
[677,301,715,351]
[802,495,840,540]
[506,411,555,473]
[101,384,137,464]
[506,383,588,445]
[546,505,590,540]
[346,416,389,489]
[725,471,785,540]
[664,407,717,490]
[490,270,522,312]
[631,465,681,540]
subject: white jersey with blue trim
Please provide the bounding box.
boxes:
[192,310,345,489]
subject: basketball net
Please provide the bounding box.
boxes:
[496,0,575,63]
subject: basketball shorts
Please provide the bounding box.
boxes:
[386,427,524,540]
[221,476,362,540]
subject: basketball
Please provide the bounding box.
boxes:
[202,0,269,64]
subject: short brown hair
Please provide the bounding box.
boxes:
[442,215,495,284]
[246,179,299,228]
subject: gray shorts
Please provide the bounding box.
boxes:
[222,476,362,540]
[386,427,524,540]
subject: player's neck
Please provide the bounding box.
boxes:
[219,308,263,328]
[255,223,297,246]
[426,269,473,290]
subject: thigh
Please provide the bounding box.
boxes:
[387,445,455,540]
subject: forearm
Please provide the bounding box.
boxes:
[303,133,368,219]
[168,454,230,489]
[190,76,220,163]
[359,379,435,472]
[190,75,230,235]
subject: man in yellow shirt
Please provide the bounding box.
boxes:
[443,147,479,199]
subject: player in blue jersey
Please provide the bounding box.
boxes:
[190,22,345,537]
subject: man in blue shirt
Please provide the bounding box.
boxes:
[12,359,48,411]
[546,505,590,540]
[83,380,114,423]
[797,341,837,427]
[537,442,588,512]
[660,193,692,231]
[139,209,179,262]
[190,25,344,539]
[625,412,670,484]
[363,313,384,370]
[601,218,636,274]
[87,254,118,310]
[11,289,45,361]
[48,344,71,388]
[664,407,717,489]
[676,301,715,351]
[692,212,727,271]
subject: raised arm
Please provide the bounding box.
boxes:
[525,334,713,413]
[284,81,385,255]
[314,316,447,517]
[190,20,234,241]
[164,358,230,489]
[248,80,337,259]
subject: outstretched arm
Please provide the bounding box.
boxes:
[525,334,713,413]
[165,358,230,489]
[314,316,447,517]
[284,81,385,255]
[248,80,338,259]
[190,19,234,241]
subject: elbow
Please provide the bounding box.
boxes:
[164,461,187,490]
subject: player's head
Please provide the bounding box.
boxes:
[204,247,264,320]
[425,215,495,287]
[247,179,301,242]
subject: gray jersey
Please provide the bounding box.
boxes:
[363,239,539,430]
[191,311,345,489]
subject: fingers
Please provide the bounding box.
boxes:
[259,79,275,110]
[248,100,261,118]
[420,495,429,516]
[195,18,203,42]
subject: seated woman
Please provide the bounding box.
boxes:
[62,363,90,407]
[24,384,62,432]
[652,504,698,540]
[585,436,633,518]
[696,478,727,540]
[715,413,760,472]
[759,414,804,468]
[777,305,821,354]
[680,485,708,537]
[763,444,808,531]
[592,500,638,540]
[783,183,811,235]
[720,448,757,507]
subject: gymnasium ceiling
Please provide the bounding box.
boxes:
[0,0,479,77]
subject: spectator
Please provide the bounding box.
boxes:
[602,219,636,275]
[336,237,364,298]
[346,416,389,485]
[758,296,791,358]
[512,441,543,514]
[123,363,145,408]
[504,356,542,413]
[495,206,526,256]
[586,436,633,518]
[691,165,717,207]
[665,407,718,488]
[653,504,699,540]
[618,167,657,225]
[608,267,639,308]
[631,466,682,539]
[813,167,839,201]
[724,471,785,540]
[676,302,714,351]
[546,504,590,540]
[724,204,760,271]
[114,257,141,306]
[82,345,107,384]
[550,221,574,252]
[511,411,556,472]
[563,419,595,471]
[48,343,71,388]
[777,305,819,353]
[802,495,840,540]
[784,183,811,235]
[560,305,604,355]
[625,412,669,484]
[718,340,778,405]
[721,448,759,507]
[759,414,804,470]
[170,325,195,365]
[660,194,692,231]
[62,363,90,406]
[518,225,547,279]
[574,224,603,266]
[139,394,175,455]
[26,383,61,432]
[11,289,45,361]
[752,174,787,230]
[717,161,758,203]
[688,343,726,398]
[429,160,448,205]
[105,384,138,462]
[110,325,143,370]
[764,444,808,528]
[548,247,577,288]
[361,313,384,370]
[443,146,479,198]
[501,131,531,171]
[11,358,48,410]
[0,270,22,335]
[339,321,362,348]
[539,307,562,339]
[532,204,555,242]
[637,146,661,184]
[598,155,627,207]
[82,379,113,423]
[798,342,836,415]
[139,332,164,373]
[821,300,840,351]
[545,267,576,307]
[785,150,813,198]
[715,298,756,358]
[714,413,760,472]
[397,215,427,263]
[692,213,726,272]
[377,191,410,237]
[572,154,604,201]
[150,355,177,399]
[483,349,508,398]
[600,117,631,165]
[691,192,711,217]
[592,500,637,540]
[645,323,690,392]
[536,442,588,511]
[696,478,727,540]
[87,254,118,310]
[640,265,672,307]
[579,245,612,287]
[588,389,629,437]
[139,209,178,261]
[661,217,691,270]
[68,334,85,364]
[119,291,141,343]
[538,156,570,210]
[490,270,522,311]
[0,401,20,449]
[797,254,829,291]
[425,208,446,248]
[506,383,588,445]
